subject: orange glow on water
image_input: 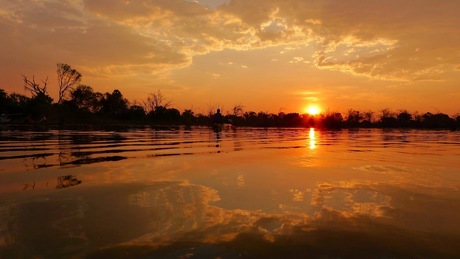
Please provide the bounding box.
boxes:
[309,127,316,150]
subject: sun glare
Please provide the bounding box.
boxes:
[305,105,321,116]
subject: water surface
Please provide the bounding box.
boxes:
[1,127,460,258]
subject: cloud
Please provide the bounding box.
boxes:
[295,91,320,102]
[0,0,192,80]
[219,0,460,80]
[1,0,460,85]
[301,0,460,81]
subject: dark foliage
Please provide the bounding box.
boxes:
[2,73,459,130]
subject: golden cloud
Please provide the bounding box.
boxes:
[1,0,459,82]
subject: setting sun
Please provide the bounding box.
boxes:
[305,105,321,116]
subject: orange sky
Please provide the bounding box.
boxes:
[1,0,460,115]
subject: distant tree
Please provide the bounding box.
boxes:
[23,75,49,97]
[195,113,209,125]
[243,111,257,126]
[0,89,7,113]
[8,93,30,114]
[101,89,129,117]
[411,111,422,127]
[181,109,195,125]
[361,110,374,127]
[255,111,270,127]
[21,75,52,120]
[57,63,82,104]
[422,112,454,128]
[28,92,53,120]
[232,104,244,117]
[302,114,316,127]
[225,105,244,126]
[321,112,343,129]
[379,108,397,127]
[93,92,105,113]
[397,110,412,127]
[346,109,363,127]
[0,90,24,116]
[281,112,302,127]
[69,85,98,112]
[143,90,171,114]
[455,114,460,128]
[166,108,181,121]
[151,105,166,119]
[127,105,146,121]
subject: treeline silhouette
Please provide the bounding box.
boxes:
[1,63,459,130]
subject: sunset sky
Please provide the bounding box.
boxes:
[1,0,460,115]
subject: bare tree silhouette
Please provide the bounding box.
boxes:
[22,75,48,97]
[143,90,171,114]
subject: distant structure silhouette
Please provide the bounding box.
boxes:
[213,109,223,124]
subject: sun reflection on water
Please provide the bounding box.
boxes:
[308,127,316,150]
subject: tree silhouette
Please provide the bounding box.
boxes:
[21,75,52,120]
[23,75,48,97]
[70,85,98,112]
[346,109,363,127]
[101,89,129,117]
[126,105,146,121]
[422,112,454,128]
[57,63,82,104]
[322,112,343,129]
[4,61,460,129]
[397,110,412,127]
[8,93,30,114]
[0,89,8,114]
[181,109,196,125]
[28,92,53,120]
[143,90,171,114]
[379,109,397,127]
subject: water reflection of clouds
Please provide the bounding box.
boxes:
[126,181,257,244]
[124,180,396,243]
[2,180,460,257]
[311,182,393,218]
[121,181,318,245]
[236,173,245,188]
[96,181,460,257]
[354,164,446,187]
[289,188,306,202]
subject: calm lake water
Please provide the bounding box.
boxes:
[1,127,460,258]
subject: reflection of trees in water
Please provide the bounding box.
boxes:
[56,175,82,189]
[58,131,127,166]
[58,130,98,166]
[231,128,243,152]
[5,130,130,172]
[22,182,36,190]
[22,154,51,169]
[208,128,244,153]
[21,174,82,191]
[58,130,76,166]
